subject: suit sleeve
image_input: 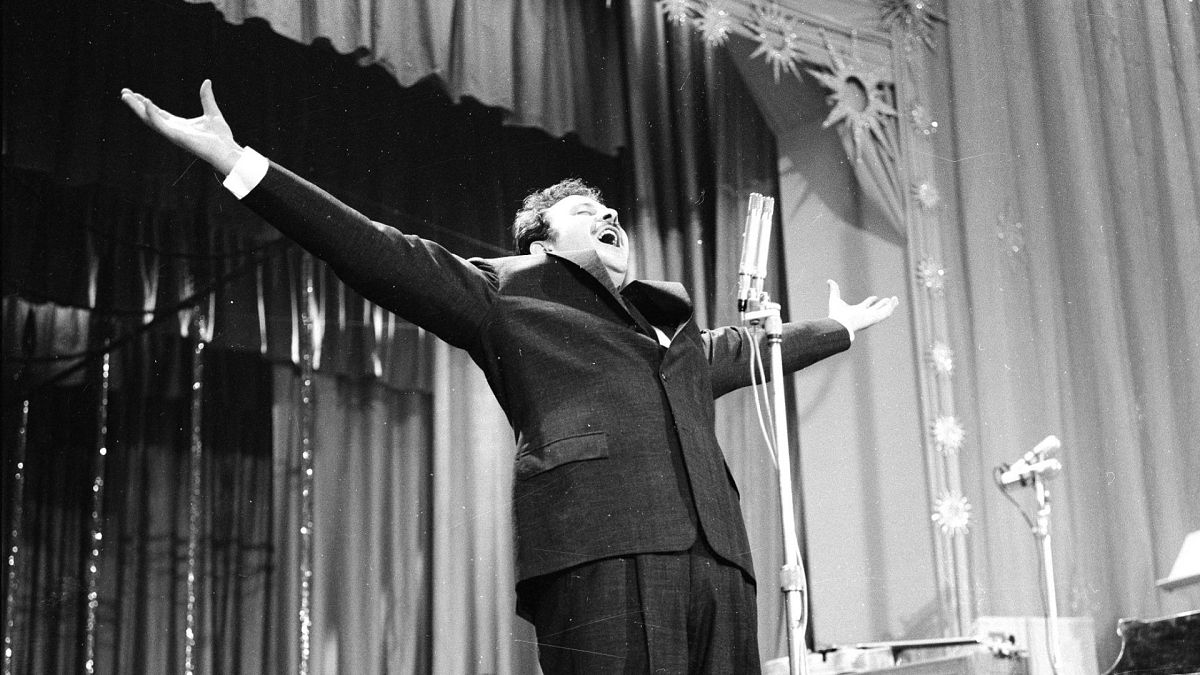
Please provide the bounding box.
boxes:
[240,162,497,349]
[702,318,851,398]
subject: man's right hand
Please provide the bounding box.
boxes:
[121,79,244,176]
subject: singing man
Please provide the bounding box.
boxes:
[122,80,898,673]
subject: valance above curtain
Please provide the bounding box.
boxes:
[189,0,628,154]
[195,0,913,242]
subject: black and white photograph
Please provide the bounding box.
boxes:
[3,1,1198,673]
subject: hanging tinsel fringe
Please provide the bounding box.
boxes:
[83,352,111,674]
[297,253,317,674]
[184,316,207,675]
[3,400,30,675]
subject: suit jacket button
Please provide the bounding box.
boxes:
[660,372,667,381]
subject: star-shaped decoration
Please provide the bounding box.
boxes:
[913,181,940,210]
[932,415,965,455]
[695,1,736,47]
[916,258,945,293]
[808,36,898,160]
[931,490,972,536]
[748,4,804,83]
[929,341,954,375]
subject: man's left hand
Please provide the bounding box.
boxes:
[827,280,899,334]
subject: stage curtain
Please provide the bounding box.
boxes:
[427,344,540,674]
[936,0,1200,664]
[271,368,436,673]
[2,335,277,673]
[183,0,626,154]
[2,301,538,674]
[3,321,515,673]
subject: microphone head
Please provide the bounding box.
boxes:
[1032,434,1061,458]
[1039,457,1063,481]
[998,457,1063,489]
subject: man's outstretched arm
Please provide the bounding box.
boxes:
[705,281,900,396]
[120,80,498,349]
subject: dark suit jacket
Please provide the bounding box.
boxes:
[242,163,851,583]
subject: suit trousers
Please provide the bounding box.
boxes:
[521,538,761,674]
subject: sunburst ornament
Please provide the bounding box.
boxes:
[807,37,898,160]
[695,1,736,46]
[916,258,945,293]
[931,490,972,536]
[657,0,694,25]
[748,4,804,83]
[913,181,940,210]
[929,341,954,375]
[932,415,965,455]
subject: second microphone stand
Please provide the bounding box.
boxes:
[1033,475,1062,673]
[745,295,809,675]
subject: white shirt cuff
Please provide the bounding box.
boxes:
[222,147,269,199]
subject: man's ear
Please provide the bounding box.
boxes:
[529,241,548,255]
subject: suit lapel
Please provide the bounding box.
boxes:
[546,250,696,341]
[548,249,656,337]
[620,280,694,338]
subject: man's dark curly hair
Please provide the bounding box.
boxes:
[512,179,603,254]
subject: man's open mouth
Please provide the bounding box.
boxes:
[596,226,622,247]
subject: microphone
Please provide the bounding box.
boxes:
[737,193,775,313]
[752,195,775,302]
[999,435,1062,488]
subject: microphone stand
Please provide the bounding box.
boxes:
[1033,476,1062,673]
[745,295,809,675]
[999,438,1063,674]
